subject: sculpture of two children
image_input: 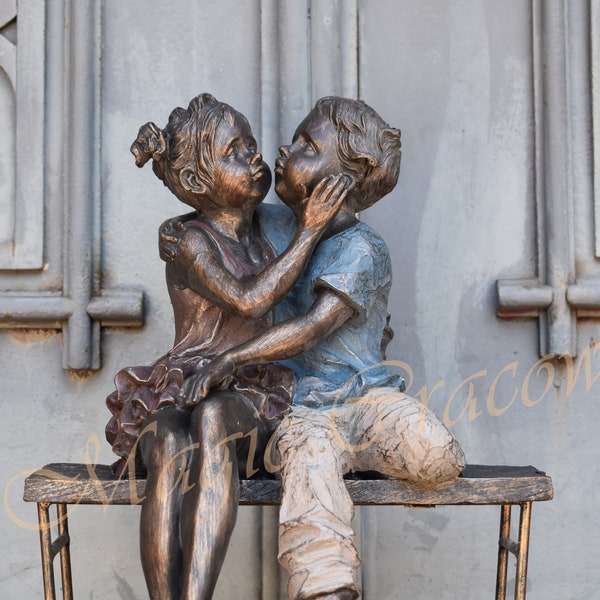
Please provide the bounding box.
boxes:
[105,93,465,599]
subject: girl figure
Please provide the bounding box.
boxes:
[105,93,350,599]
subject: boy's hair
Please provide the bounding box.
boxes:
[131,93,240,195]
[314,97,401,212]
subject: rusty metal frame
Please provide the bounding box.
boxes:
[495,502,533,600]
[33,498,536,600]
[36,502,73,600]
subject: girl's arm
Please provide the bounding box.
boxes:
[171,175,352,319]
[182,288,354,403]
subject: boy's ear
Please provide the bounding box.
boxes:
[180,167,209,195]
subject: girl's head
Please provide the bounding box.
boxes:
[313,97,401,212]
[131,93,270,210]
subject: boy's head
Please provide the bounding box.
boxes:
[313,97,401,212]
[276,97,401,212]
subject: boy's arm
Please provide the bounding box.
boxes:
[183,288,354,403]
[165,175,352,320]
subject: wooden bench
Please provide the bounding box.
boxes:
[24,463,553,600]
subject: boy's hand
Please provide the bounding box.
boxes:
[298,174,355,231]
[181,356,235,405]
[159,217,186,262]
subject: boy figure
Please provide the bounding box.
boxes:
[186,97,465,600]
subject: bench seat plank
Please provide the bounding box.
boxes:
[23,463,553,507]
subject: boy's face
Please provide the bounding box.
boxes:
[274,109,343,209]
[209,113,271,209]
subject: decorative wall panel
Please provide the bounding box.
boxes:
[0,0,44,269]
[497,0,600,356]
[0,1,143,370]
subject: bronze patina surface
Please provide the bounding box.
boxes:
[105,94,464,599]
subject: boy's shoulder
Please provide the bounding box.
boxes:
[311,221,391,282]
[325,220,389,255]
[256,202,296,252]
[256,201,295,222]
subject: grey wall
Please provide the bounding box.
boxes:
[1,1,599,598]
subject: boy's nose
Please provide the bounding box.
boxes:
[279,145,290,158]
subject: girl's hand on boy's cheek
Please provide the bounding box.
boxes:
[300,174,354,230]
[341,173,356,193]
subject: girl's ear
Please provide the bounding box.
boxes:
[180,167,209,195]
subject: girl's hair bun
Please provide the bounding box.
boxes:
[130,122,167,168]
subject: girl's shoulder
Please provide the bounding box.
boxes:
[158,215,221,270]
[175,218,222,249]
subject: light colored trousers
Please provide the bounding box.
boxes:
[273,388,466,600]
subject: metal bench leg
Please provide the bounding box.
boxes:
[514,502,532,600]
[37,503,57,600]
[36,502,73,600]
[496,502,533,600]
[56,503,74,600]
[495,504,511,600]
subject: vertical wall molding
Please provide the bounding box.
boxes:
[592,0,600,257]
[260,0,281,172]
[497,0,600,357]
[0,0,45,269]
[63,0,103,369]
[277,0,311,143]
[310,0,358,101]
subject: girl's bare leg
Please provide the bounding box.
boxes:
[181,390,269,600]
[139,408,192,599]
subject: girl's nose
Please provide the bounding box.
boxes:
[279,145,290,158]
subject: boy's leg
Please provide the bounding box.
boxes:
[274,407,361,600]
[345,387,465,482]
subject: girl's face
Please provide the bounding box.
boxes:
[209,113,271,209]
[274,109,343,210]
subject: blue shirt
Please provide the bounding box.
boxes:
[258,203,405,408]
